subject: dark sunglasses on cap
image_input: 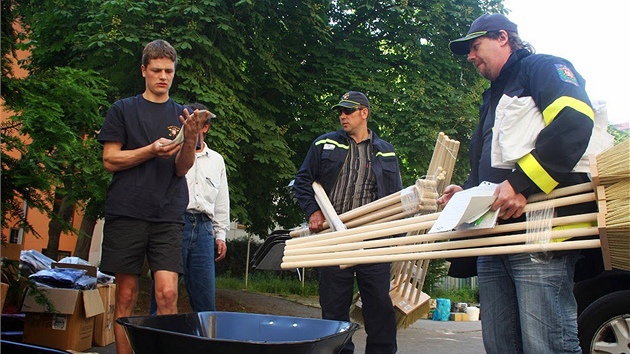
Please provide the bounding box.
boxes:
[337,106,364,115]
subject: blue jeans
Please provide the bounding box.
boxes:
[150,213,217,314]
[477,251,581,354]
[318,263,397,354]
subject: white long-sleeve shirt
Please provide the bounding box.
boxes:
[185,143,230,241]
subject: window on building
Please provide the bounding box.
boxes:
[9,228,20,243]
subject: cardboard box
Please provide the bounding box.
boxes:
[1,282,8,310]
[52,262,97,277]
[93,283,116,346]
[449,312,470,321]
[1,243,23,261]
[21,286,104,352]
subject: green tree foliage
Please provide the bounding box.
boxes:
[7,0,504,240]
[608,125,630,143]
[1,66,110,258]
[1,0,18,92]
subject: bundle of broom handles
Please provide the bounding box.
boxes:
[289,178,440,237]
[281,182,601,269]
[283,137,628,271]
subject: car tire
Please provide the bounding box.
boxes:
[577,289,630,354]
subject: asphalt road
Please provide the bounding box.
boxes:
[88,289,484,354]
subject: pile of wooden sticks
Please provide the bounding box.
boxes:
[289,178,440,237]
[281,140,629,271]
[281,183,601,268]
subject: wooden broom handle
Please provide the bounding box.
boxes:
[281,239,601,269]
[337,189,405,222]
[283,227,599,263]
[289,182,420,237]
[288,218,437,249]
[290,182,594,239]
[283,213,598,256]
[528,182,593,203]
[344,204,436,228]
[286,191,595,249]
[427,132,446,178]
[313,182,346,231]
[289,182,593,238]
[286,211,441,246]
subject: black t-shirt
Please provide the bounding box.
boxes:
[98,94,189,223]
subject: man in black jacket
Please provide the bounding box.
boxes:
[293,91,402,354]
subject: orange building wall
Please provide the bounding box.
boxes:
[1,28,84,260]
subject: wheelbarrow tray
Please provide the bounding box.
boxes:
[118,311,360,354]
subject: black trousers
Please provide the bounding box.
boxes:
[318,262,397,354]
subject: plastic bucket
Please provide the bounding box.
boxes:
[117,311,360,354]
[432,298,451,321]
[466,306,480,321]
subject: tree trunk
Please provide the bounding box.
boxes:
[74,214,96,261]
[44,194,73,260]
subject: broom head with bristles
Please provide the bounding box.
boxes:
[591,139,630,271]
[349,289,432,329]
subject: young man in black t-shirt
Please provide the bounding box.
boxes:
[97,39,208,354]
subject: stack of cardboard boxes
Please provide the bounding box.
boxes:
[18,263,116,352]
[1,243,22,312]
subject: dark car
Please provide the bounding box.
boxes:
[574,269,630,353]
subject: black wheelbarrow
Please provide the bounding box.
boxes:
[117,311,360,354]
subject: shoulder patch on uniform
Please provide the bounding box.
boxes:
[555,64,579,87]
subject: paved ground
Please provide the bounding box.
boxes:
[88,289,484,354]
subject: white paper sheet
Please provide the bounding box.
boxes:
[428,182,499,233]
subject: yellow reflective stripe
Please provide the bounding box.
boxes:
[314,139,349,150]
[376,151,396,157]
[550,221,597,242]
[517,153,558,194]
[541,96,595,126]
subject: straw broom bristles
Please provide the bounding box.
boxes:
[601,180,630,270]
[391,259,432,328]
[349,261,432,329]
[593,139,629,187]
[590,140,630,270]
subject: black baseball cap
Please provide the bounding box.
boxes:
[332,91,370,110]
[449,13,518,55]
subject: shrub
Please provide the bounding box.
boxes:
[216,237,261,277]
[429,286,479,304]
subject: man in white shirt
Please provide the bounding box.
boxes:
[180,102,230,311]
[150,102,230,312]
